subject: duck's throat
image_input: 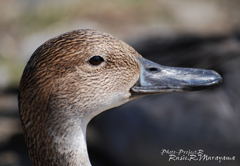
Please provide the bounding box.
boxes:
[45,115,92,166]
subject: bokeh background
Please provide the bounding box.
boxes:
[0,0,240,166]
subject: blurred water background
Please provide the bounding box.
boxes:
[0,0,240,166]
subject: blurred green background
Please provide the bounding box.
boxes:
[1,0,240,166]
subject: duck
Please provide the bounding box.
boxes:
[18,29,222,166]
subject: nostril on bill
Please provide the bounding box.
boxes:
[147,67,159,73]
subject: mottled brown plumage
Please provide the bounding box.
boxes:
[19,29,141,166]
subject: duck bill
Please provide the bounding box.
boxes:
[131,57,222,95]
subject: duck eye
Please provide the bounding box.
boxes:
[88,56,104,66]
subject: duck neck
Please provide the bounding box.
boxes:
[23,102,93,166]
[44,109,92,166]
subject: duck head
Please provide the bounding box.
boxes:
[18,29,222,165]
